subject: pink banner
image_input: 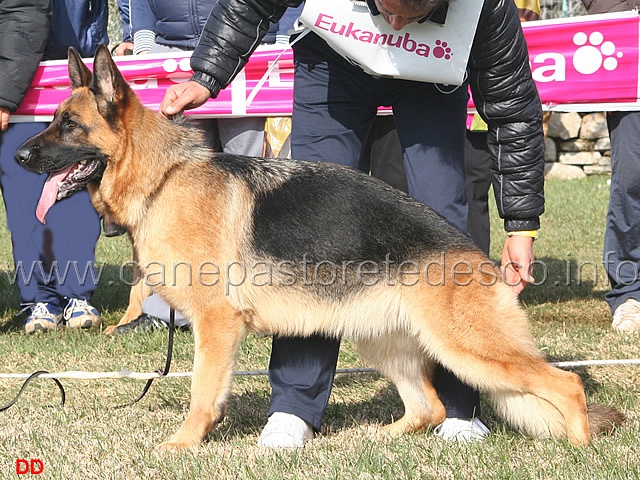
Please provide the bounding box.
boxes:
[15,44,295,120]
[522,10,640,111]
[12,11,640,122]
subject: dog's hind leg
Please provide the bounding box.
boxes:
[104,248,152,335]
[157,301,245,451]
[104,279,152,334]
[487,363,590,444]
[403,272,591,445]
[356,334,446,435]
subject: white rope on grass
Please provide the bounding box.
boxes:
[0,367,373,380]
[550,359,640,368]
[0,360,638,381]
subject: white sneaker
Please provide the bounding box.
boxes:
[257,412,314,448]
[22,303,63,333]
[434,417,490,442]
[63,298,101,329]
[612,298,640,333]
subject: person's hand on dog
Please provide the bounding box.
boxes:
[501,235,535,295]
[160,81,211,117]
[0,107,10,132]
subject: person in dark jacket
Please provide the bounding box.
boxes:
[581,0,640,332]
[160,0,545,447]
[0,0,106,332]
[0,0,50,132]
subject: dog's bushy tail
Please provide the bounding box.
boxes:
[408,258,625,443]
[488,390,625,439]
[587,403,626,435]
[456,282,625,441]
[489,391,567,438]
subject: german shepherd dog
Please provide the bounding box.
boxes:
[16,45,624,450]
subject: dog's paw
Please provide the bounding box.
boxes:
[363,424,392,441]
[156,432,203,452]
[103,325,117,335]
[155,439,199,452]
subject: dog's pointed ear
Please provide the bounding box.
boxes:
[68,47,92,90]
[90,44,130,117]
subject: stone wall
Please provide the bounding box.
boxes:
[543,112,611,180]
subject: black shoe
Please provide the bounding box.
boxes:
[112,313,174,335]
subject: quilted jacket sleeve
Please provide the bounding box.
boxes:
[0,0,50,112]
[468,0,545,232]
[190,0,302,97]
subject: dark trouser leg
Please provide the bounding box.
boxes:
[603,111,640,313]
[0,123,48,305]
[464,130,492,256]
[392,82,481,418]
[267,335,340,431]
[364,116,409,193]
[266,34,377,429]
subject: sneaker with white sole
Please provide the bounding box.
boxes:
[612,298,640,333]
[257,412,314,448]
[22,303,63,333]
[111,313,191,336]
[434,417,490,442]
[64,298,101,329]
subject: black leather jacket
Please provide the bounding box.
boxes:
[190,0,544,231]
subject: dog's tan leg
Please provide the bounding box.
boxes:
[356,335,446,435]
[402,253,591,444]
[489,363,590,445]
[121,278,149,322]
[157,303,244,451]
[382,373,445,436]
[104,279,152,334]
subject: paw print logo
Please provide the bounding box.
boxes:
[572,31,622,75]
[433,40,452,60]
[163,57,192,82]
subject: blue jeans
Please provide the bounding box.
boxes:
[267,33,479,430]
[0,122,100,308]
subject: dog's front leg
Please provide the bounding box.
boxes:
[157,303,245,451]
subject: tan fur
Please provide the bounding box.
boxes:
[103,263,151,335]
[20,46,624,450]
[85,183,150,333]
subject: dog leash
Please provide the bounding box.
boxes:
[245,28,310,107]
[113,306,176,409]
[0,308,176,412]
[0,370,66,412]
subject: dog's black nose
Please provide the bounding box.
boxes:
[15,148,31,165]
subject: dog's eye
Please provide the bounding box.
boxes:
[65,120,78,128]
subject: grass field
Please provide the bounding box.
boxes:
[0,175,638,479]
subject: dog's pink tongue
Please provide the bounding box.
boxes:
[36,165,74,224]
